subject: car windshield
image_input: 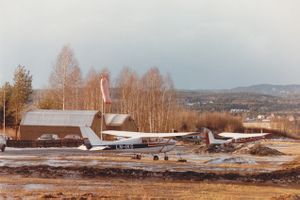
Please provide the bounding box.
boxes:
[39,134,56,139]
[64,135,80,139]
[41,134,51,138]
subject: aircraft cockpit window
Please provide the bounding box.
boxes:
[142,137,163,144]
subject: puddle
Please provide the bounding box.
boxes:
[24,184,53,191]
[42,159,85,167]
[206,157,257,164]
[0,183,20,190]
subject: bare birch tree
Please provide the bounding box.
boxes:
[67,65,82,109]
[47,45,82,110]
[115,67,139,114]
[83,67,111,111]
[84,67,101,110]
[116,67,178,132]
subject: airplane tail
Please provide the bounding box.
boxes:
[205,130,233,145]
[80,126,103,146]
[207,131,215,145]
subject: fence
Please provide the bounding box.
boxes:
[7,139,83,148]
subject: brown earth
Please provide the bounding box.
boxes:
[0,164,299,185]
[270,194,300,200]
[0,175,299,200]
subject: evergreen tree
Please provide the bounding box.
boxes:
[10,65,33,134]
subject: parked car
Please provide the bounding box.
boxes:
[37,134,60,141]
[0,135,7,152]
[63,134,82,140]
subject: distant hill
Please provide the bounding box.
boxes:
[230,84,300,96]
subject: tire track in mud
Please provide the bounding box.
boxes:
[0,165,299,185]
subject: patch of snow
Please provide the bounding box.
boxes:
[206,157,257,164]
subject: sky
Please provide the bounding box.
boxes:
[1,0,300,90]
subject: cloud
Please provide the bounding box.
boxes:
[0,0,300,89]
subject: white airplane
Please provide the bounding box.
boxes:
[206,130,269,145]
[79,127,198,160]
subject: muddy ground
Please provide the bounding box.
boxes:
[0,139,300,199]
[1,175,300,200]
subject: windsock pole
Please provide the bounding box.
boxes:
[99,80,104,141]
[100,74,112,141]
[3,87,5,135]
[101,97,104,140]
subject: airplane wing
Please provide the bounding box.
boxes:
[102,130,198,138]
[78,144,107,151]
[89,146,107,151]
[218,132,269,139]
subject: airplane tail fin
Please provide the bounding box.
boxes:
[205,130,232,145]
[80,126,103,146]
[207,131,215,145]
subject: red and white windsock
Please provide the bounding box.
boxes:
[100,75,112,104]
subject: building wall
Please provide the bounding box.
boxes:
[105,118,138,132]
[19,125,81,140]
[123,118,138,131]
[103,118,138,140]
[91,113,104,136]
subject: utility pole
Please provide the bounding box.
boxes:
[63,64,66,110]
[99,80,104,140]
[2,85,5,135]
[75,87,78,109]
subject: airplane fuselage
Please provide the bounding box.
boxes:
[232,136,266,143]
[88,137,177,154]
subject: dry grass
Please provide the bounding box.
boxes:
[262,140,300,155]
[0,128,16,138]
[196,112,244,132]
[177,111,244,132]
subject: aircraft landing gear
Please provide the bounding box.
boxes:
[153,155,159,161]
[0,145,5,152]
[164,153,169,161]
[176,152,187,162]
[177,158,187,162]
[132,154,142,160]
